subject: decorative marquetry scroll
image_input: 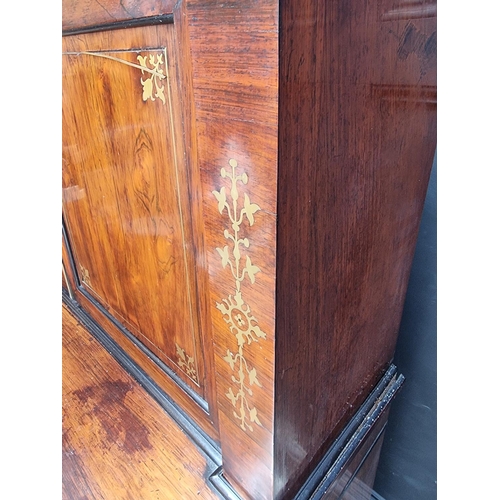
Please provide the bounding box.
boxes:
[213,159,266,432]
[175,343,198,383]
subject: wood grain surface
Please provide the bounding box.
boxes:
[62,304,220,500]
[274,0,436,497]
[62,23,220,442]
[182,1,279,498]
[62,44,202,385]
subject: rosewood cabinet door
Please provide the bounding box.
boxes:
[62,24,218,437]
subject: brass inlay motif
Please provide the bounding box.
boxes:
[79,51,166,79]
[213,158,266,432]
[175,343,198,383]
[79,264,91,287]
[137,54,166,105]
[77,51,167,105]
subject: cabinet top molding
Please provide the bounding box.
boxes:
[62,0,176,33]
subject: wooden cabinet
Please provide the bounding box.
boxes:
[62,0,436,498]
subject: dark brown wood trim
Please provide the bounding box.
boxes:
[62,0,176,32]
[62,14,174,36]
[294,367,404,500]
[208,467,244,500]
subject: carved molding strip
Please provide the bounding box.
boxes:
[213,158,266,432]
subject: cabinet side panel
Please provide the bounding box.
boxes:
[275,0,436,497]
[183,1,279,498]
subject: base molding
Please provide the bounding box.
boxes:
[295,368,404,499]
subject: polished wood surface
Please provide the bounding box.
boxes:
[182,2,279,498]
[62,23,220,442]
[274,1,436,497]
[62,0,176,32]
[62,27,202,390]
[62,304,220,500]
[62,1,436,498]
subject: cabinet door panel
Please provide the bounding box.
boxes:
[62,26,210,405]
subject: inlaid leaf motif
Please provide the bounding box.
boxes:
[223,350,235,370]
[176,344,186,362]
[227,388,238,406]
[137,52,166,105]
[243,193,260,226]
[251,324,266,340]
[141,78,153,102]
[155,83,166,105]
[175,343,198,383]
[248,367,261,387]
[213,187,227,214]
[244,256,260,284]
[249,407,262,426]
[79,265,92,287]
[217,246,230,268]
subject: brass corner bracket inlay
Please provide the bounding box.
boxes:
[78,51,167,105]
[213,158,266,432]
[175,343,198,383]
[137,53,166,105]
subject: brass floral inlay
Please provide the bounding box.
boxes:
[213,158,266,432]
[137,53,166,105]
[175,343,198,383]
